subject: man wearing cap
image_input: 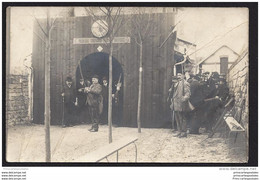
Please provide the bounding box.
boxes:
[85,75,103,132]
[61,76,77,127]
[172,73,191,138]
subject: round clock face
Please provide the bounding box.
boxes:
[91,20,108,38]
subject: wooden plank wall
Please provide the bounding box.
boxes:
[32,12,175,127]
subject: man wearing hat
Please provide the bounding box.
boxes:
[101,77,108,125]
[85,75,103,132]
[76,78,88,124]
[61,76,77,127]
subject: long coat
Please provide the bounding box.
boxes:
[172,80,191,112]
[187,78,204,108]
[86,83,103,113]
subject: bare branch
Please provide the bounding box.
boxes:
[33,16,48,37]
[33,31,46,44]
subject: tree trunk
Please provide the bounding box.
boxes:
[137,42,143,133]
[44,9,51,162]
[108,42,113,143]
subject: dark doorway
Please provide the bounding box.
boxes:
[75,52,124,126]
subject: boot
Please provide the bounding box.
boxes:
[173,132,181,137]
[179,132,187,138]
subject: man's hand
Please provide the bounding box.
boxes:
[84,87,90,93]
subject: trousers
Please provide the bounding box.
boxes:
[175,111,187,132]
[89,106,100,130]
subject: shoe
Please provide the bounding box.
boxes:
[179,132,187,138]
[189,130,200,135]
[171,129,178,133]
[173,132,181,137]
[62,125,67,128]
[88,127,93,131]
[89,129,98,132]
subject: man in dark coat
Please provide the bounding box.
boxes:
[61,76,77,127]
[112,80,122,126]
[172,73,191,138]
[85,75,103,132]
[186,74,204,134]
[168,76,178,131]
[101,77,108,125]
[76,78,88,124]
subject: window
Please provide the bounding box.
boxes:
[220,56,228,74]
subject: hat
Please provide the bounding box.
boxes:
[92,74,99,79]
[66,76,72,82]
[102,76,108,81]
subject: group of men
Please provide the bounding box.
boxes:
[168,71,229,138]
[61,75,121,132]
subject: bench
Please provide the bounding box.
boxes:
[74,136,138,162]
[225,116,245,143]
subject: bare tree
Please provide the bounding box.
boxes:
[32,7,71,162]
[86,7,127,143]
[128,8,157,133]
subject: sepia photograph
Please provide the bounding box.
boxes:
[4,3,256,165]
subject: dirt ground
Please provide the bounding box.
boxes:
[6,123,247,163]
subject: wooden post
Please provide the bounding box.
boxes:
[137,41,143,133]
[44,9,51,162]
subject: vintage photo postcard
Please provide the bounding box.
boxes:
[4,3,256,165]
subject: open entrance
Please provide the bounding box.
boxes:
[75,52,124,126]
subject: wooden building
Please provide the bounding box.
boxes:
[32,10,176,128]
[197,45,239,75]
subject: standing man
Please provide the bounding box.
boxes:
[85,75,103,132]
[76,78,87,124]
[61,76,77,127]
[186,74,204,134]
[168,76,178,132]
[112,80,122,127]
[101,77,108,125]
[172,73,191,138]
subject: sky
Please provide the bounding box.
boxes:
[8,7,249,73]
[176,8,248,60]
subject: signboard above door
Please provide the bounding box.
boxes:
[73,37,131,44]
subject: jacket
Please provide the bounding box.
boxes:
[86,83,103,113]
[172,79,191,112]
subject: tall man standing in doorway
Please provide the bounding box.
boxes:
[61,76,77,127]
[101,77,108,125]
[172,73,191,138]
[85,75,103,132]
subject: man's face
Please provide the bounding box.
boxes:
[103,80,108,86]
[92,78,98,84]
[80,80,84,85]
[177,73,183,80]
[66,81,72,86]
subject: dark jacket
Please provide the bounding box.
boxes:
[187,78,204,108]
[76,83,87,107]
[64,84,76,105]
[86,83,103,111]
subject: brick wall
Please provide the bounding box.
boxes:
[6,74,30,126]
